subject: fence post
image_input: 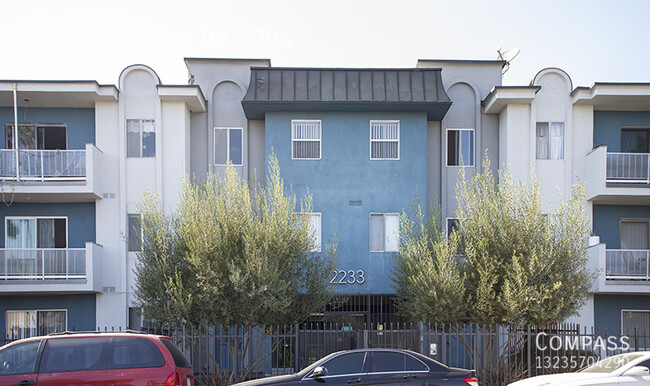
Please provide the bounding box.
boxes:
[182,323,186,352]
[294,323,299,373]
[526,324,533,377]
[441,325,447,365]
[418,322,425,355]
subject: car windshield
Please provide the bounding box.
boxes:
[581,353,645,373]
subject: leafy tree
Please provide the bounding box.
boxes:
[393,157,595,326]
[392,201,466,325]
[133,155,338,327]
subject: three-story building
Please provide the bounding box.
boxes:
[3,57,649,341]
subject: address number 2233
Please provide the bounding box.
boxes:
[330,270,365,284]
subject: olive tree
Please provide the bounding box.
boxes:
[133,155,338,327]
[392,158,595,326]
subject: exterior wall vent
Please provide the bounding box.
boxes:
[103,286,116,293]
[102,193,116,199]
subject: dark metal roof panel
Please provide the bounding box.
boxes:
[242,67,451,120]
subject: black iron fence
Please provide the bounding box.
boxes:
[138,322,650,386]
[3,322,648,385]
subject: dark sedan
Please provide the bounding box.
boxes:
[234,348,478,386]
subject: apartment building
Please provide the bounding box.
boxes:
[0,66,205,342]
[484,68,650,333]
[183,58,505,324]
[2,58,649,341]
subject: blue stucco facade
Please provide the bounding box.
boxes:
[0,202,96,248]
[0,107,95,149]
[593,204,650,248]
[594,294,650,333]
[594,111,650,151]
[265,112,428,294]
[0,294,96,343]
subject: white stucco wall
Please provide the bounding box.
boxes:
[94,100,126,329]
[185,59,269,182]
[418,61,502,221]
[499,104,533,182]
[161,101,191,212]
[532,69,574,211]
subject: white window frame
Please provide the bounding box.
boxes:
[370,120,400,160]
[297,212,322,252]
[5,309,68,340]
[446,217,460,238]
[535,121,565,161]
[291,120,321,160]
[369,213,399,253]
[621,309,650,334]
[446,128,475,167]
[126,118,156,158]
[4,216,69,248]
[214,127,244,166]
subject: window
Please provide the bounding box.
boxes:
[127,119,155,157]
[5,123,67,150]
[621,220,650,250]
[292,120,321,159]
[321,352,366,376]
[0,339,41,375]
[368,351,428,372]
[5,217,67,249]
[161,339,192,369]
[370,213,399,252]
[536,122,564,160]
[41,336,109,373]
[128,214,142,252]
[370,351,405,372]
[298,213,321,252]
[6,310,67,342]
[214,127,243,165]
[621,128,650,153]
[446,218,460,237]
[370,120,399,160]
[109,337,164,369]
[447,129,474,166]
[622,310,650,335]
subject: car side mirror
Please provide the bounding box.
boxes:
[626,366,650,376]
[311,366,327,378]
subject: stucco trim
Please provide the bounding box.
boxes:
[531,67,573,91]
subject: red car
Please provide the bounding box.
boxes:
[0,331,194,386]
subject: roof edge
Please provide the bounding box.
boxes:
[417,59,507,67]
[249,66,443,71]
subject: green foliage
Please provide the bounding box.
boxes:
[391,201,466,324]
[393,157,595,326]
[133,155,337,327]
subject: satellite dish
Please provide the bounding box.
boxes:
[496,47,521,75]
[498,48,521,62]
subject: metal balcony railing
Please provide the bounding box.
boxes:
[0,149,86,181]
[606,249,650,280]
[607,153,650,183]
[0,248,86,280]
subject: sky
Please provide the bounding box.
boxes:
[1,0,649,88]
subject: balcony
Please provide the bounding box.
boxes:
[0,242,102,293]
[1,149,86,181]
[607,153,650,184]
[606,249,650,280]
[0,144,104,203]
[586,146,650,204]
[588,244,650,293]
